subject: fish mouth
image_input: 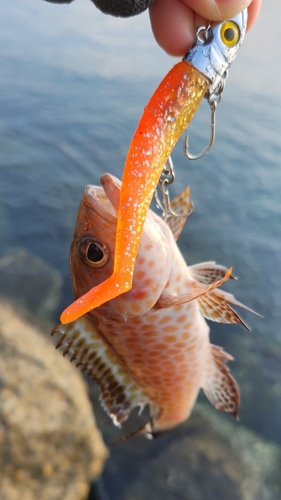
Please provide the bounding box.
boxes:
[83,185,117,223]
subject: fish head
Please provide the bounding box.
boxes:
[70,174,174,319]
[70,178,116,300]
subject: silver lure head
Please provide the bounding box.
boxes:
[183,9,247,97]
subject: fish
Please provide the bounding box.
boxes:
[52,173,255,434]
[60,10,248,323]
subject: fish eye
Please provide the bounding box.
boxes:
[220,21,240,48]
[79,238,109,268]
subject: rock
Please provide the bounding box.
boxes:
[97,399,281,500]
[0,200,13,258]
[0,247,63,321]
[0,300,108,500]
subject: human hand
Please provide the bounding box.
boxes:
[149,0,262,56]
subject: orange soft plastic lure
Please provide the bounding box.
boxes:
[61,10,247,324]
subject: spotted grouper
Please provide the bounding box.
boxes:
[52,174,254,434]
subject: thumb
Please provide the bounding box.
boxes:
[181,0,253,21]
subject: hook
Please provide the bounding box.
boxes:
[154,156,194,221]
[184,99,217,161]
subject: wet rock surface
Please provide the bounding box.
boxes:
[0,247,63,321]
[0,301,108,500]
[95,397,281,500]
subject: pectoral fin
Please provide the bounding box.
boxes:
[196,289,256,330]
[51,318,158,426]
[202,345,240,418]
[189,261,235,284]
[156,268,233,308]
[188,261,259,329]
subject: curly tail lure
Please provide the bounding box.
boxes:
[61,10,247,324]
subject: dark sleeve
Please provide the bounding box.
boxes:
[43,0,155,17]
[90,0,154,17]
[44,0,75,3]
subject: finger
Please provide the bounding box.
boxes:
[179,0,253,22]
[246,0,262,31]
[149,0,196,56]
[150,0,262,56]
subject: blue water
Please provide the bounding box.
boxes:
[1,0,281,495]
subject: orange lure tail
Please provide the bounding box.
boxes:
[61,62,209,323]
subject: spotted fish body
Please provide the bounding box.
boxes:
[53,174,252,433]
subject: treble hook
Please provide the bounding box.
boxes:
[184,99,217,161]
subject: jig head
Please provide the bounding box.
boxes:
[183,11,247,159]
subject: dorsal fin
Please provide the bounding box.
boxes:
[202,345,240,418]
[166,185,192,240]
[51,318,159,427]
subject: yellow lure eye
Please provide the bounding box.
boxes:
[220,21,240,47]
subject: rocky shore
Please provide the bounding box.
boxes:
[0,300,108,500]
